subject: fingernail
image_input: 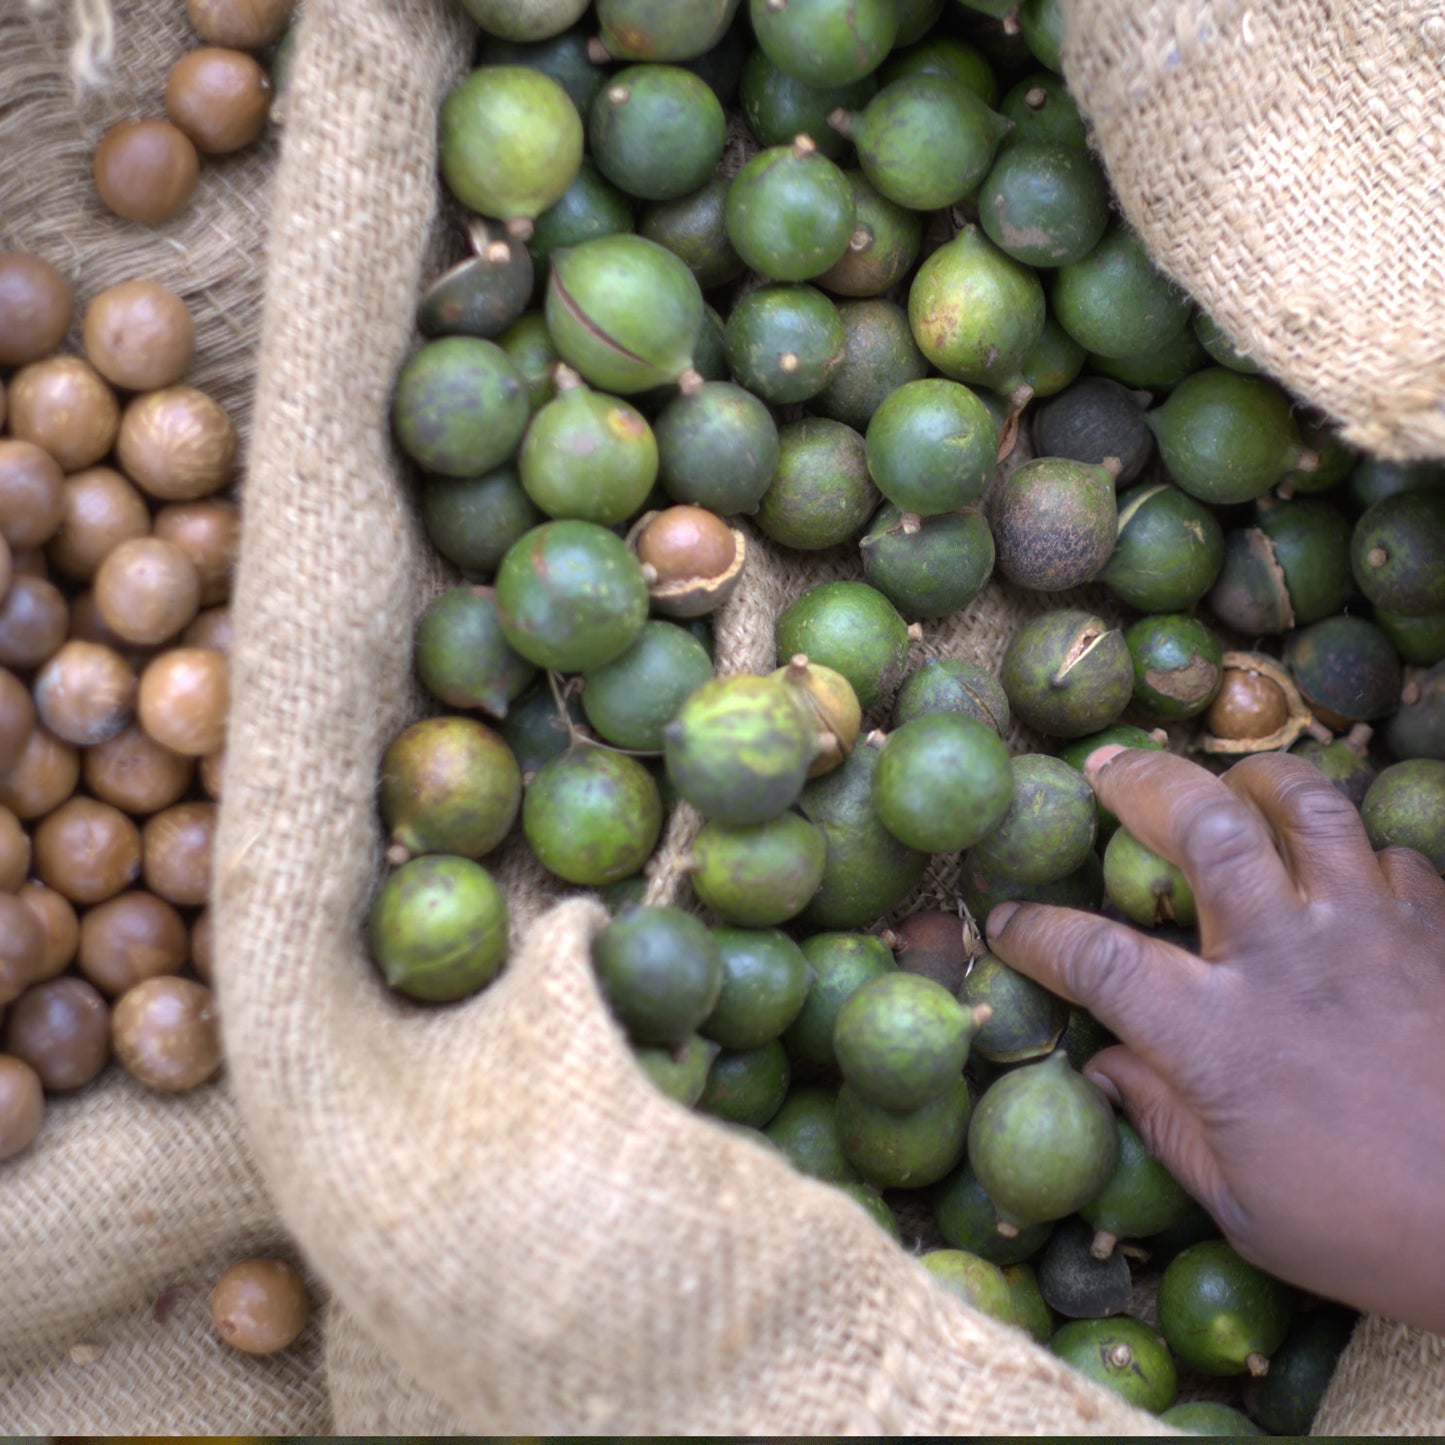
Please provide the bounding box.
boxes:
[1083,743,1128,777]
[986,901,1020,940]
[1084,1068,1123,1108]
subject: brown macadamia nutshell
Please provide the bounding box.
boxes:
[0,724,80,821]
[82,280,196,392]
[0,803,31,892]
[69,590,151,665]
[0,666,38,773]
[0,574,69,670]
[113,975,220,1091]
[47,467,153,583]
[183,605,232,656]
[0,251,73,367]
[142,800,215,906]
[210,1257,310,1354]
[18,882,80,982]
[199,743,224,800]
[190,907,214,984]
[93,536,202,647]
[165,47,272,155]
[33,639,138,747]
[79,891,189,998]
[116,386,237,501]
[32,796,143,906]
[0,894,46,1008]
[6,356,121,472]
[1206,667,1292,741]
[153,499,238,606]
[0,439,66,549]
[0,1054,45,1161]
[2,976,111,1091]
[186,0,292,49]
[137,647,228,757]
[82,721,196,816]
[93,119,200,225]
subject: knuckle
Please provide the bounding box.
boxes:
[1059,922,1145,1011]
[1179,797,1264,878]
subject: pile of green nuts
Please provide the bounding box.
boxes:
[373,0,1445,1429]
[0,250,235,1163]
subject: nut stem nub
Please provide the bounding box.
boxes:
[676,366,705,395]
[385,842,411,868]
[1089,1228,1119,1260]
[1246,1351,1272,1378]
[791,133,817,159]
[826,106,854,137]
[995,1218,1020,1239]
[504,216,535,242]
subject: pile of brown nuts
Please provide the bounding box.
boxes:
[0,247,235,1163]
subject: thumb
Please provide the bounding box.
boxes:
[1085,1043,1226,1218]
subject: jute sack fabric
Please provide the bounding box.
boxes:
[0,2,329,1433]
[221,0,1445,1432]
[1058,0,1445,461]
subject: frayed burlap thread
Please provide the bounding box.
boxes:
[0,1,327,1432]
[1058,0,1445,460]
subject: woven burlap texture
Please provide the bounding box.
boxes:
[0,1,327,1432]
[1059,0,1445,461]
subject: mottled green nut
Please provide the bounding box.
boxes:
[724,285,847,407]
[702,926,813,1051]
[1125,612,1223,721]
[957,950,1068,1064]
[726,137,857,283]
[836,1076,973,1188]
[865,377,997,516]
[654,380,780,516]
[933,1158,1055,1265]
[522,745,663,886]
[872,713,1013,854]
[1101,482,1224,614]
[634,1032,721,1106]
[834,971,975,1111]
[380,716,521,864]
[1050,1317,1178,1414]
[1361,759,1445,870]
[1103,827,1197,928]
[418,466,544,579]
[1058,723,1165,841]
[1350,491,1445,617]
[414,584,536,718]
[1000,609,1134,739]
[1004,1262,1055,1344]
[688,811,827,926]
[920,1249,1015,1326]
[589,64,726,202]
[966,1050,1119,1230]
[763,1083,860,1182]
[392,337,530,478]
[494,520,650,674]
[592,902,724,1047]
[368,855,508,1004]
[893,657,1010,736]
[1158,1239,1296,1376]
[747,0,898,89]
[579,620,714,753]
[1161,1402,1266,1436]
[775,579,911,710]
[1080,1117,1194,1258]
[784,930,895,1073]
[698,1038,791,1127]
[754,416,878,549]
[663,674,817,826]
[972,753,1096,885]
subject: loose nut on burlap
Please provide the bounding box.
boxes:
[1060,0,1445,462]
[0,2,328,1434]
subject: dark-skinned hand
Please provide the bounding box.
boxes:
[985,745,1445,1336]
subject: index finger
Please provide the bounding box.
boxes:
[1086,746,1299,957]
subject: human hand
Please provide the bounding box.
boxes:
[985,746,1445,1334]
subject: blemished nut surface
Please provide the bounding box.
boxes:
[93,535,203,646]
[82,280,196,391]
[32,639,138,747]
[5,356,120,472]
[112,975,221,1090]
[137,646,228,756]
[2,976,111,1092]
[210,1256,310,1354]
[115,385,237,501]
[82,720,197,815]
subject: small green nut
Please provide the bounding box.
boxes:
[1100,482,1225,614]
[438,65,583,227]
[864,376,996,517]
[392,336,530,478]
[698,1039,791,1127]
[1050,1316,1179,1414]
[592,902,724,1047]
[784,930,895,1073]
[748,0,898,89]
[413,584,537,718]
[834,971,981,1111]
[1104,827,1197,928]
[893,657,1010,736]
[1000,609,1134,739]
[1361,759,1445,870]
[764,1082,860,1182]
[589,64,726,202]
[972,753,1097,885]
[957,950,1068,1064]
[634,1032,722,1106]
[522,745,663,886]
[687,811,827,927]
[754,416,878,549]
[663,673,818,826]
[579,619,715,753]
[836,1075,973,1188]
[1125,612,1224,721]
[494,519,650,674]
[368,855,508,1003]
[701,926,813,1051]
[872,714,1014,854]
[775,579,912,711]
[920,1249,1016,1326]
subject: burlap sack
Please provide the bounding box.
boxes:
[0,3,328,1432]
[1059,0,1445,462]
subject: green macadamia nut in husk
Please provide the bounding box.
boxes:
[1104,826,1197,928]
[971,752,1097,884]
[956,950,1068,1065]
[1286,614,1402,730]
[591,902,724,1048]
[871,713,1013,854]
[859,502,995,620]
[663,673,817,826]
[748,0,898,89]
[589,65,727,203]
[1124,613,1224,722]
[1001,609,1134,739]
[990,455,1118,592]
[413,585,537,719]
[379,716,521,865]
[1350,490,1445,618]
[578,619,714,753]
[1361,759,1445,870]
[836,1075,972,1189]
[864,377,997,517]
[654,380,780,516]
[687,811,827,927]
[1100,482,1223,614]
[919,1248,1016,1325]
[368,855,509,1004]
[701,926,813,1051]
[893,657,1010,736]
[774,579,911,711]
[783,929,895,1074]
